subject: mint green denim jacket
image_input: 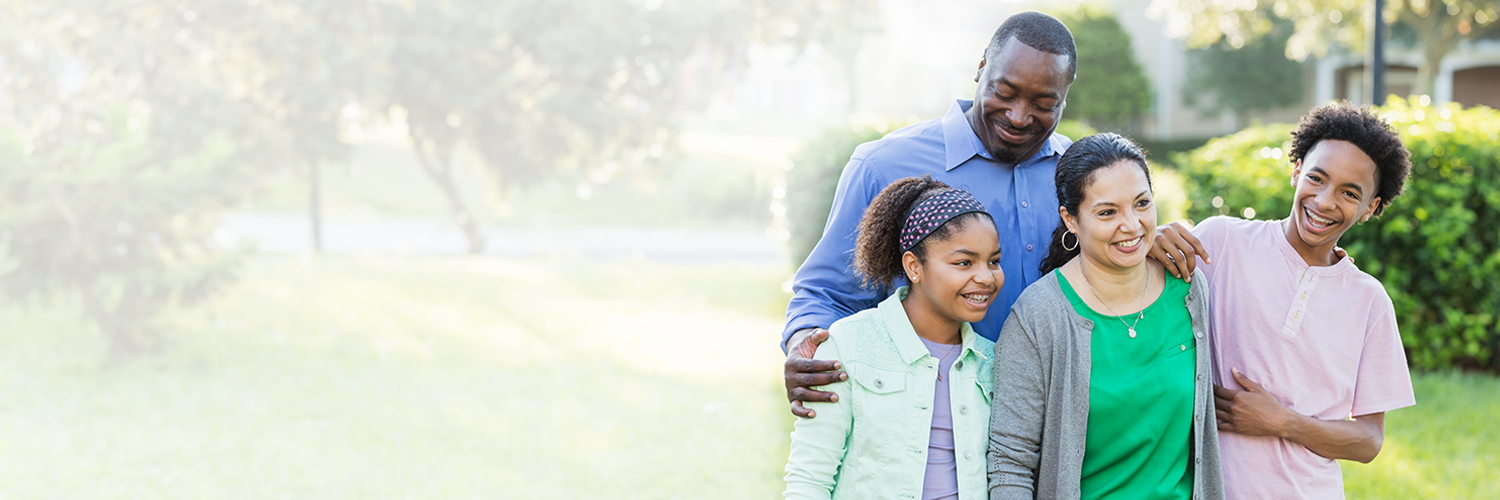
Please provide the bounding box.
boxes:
[785,287,996,500]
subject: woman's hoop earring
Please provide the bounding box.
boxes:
[1062,232,1079,251]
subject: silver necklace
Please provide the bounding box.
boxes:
[1078,261,1149,339]
[935,342,960,380]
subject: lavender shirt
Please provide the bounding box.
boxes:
[919,337,962,500]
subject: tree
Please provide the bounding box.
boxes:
[0,1,279,358]
[382,0,882,254]
[1050,6,1153,134]
[1184,18,1306,128]
[1148,0,1500,97]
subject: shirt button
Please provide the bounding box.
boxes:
[1293,311,1302,319]
[1300,292,1308,299]
[1021,201,1029,207]
[1026,244,1034,251]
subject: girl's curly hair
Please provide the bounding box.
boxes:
[1288,103,1411,217]
[853,175,993,290]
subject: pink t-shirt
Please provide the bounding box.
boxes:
[1194,216,1415,500]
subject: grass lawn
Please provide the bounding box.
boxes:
[0,255,1494,498]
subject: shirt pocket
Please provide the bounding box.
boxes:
[1161,339,1196,359]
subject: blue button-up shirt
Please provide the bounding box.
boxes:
[783,99,1071,345]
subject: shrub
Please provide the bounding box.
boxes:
[785,119,1096,267]
[1174,97,1500,371]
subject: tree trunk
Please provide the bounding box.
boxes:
[409,131,486,254]
[1405,8,1462,100]
[82,290,143,363]
[309,161,322,254]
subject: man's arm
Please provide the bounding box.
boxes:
[1214,368,1386,463]
[785,328,846,418]
[781,153,886,418]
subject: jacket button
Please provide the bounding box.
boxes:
[959,405,968,415]
[955,360,964,370]
[875,379,883,388]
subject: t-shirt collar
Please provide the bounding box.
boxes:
[941,99,1062,172]
[1272,221,1358,276]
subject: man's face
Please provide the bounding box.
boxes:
[968,38,1072,164]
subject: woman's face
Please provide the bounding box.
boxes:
[1062,161,1157,272]
[906,217,1004,325]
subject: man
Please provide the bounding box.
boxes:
[1150,103,1416,498]
[782,12,1076,418]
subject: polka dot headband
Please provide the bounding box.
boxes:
[899,188,988,253]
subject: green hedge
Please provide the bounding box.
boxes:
[785,119,1096,267]
[1174,97,1500,371]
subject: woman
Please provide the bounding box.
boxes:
[785,175,1003,500]
[986,133,1224,500]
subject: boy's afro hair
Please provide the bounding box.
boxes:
[1288,103,1411,217]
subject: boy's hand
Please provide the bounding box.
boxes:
[784,328,846,418]
[1214,367,1296,438]
[1150,221,1210,282]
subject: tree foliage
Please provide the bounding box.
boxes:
[1149,0,1500,96]
[1184,18,1305,126]
[1050,5,1153,133]
[0,0,880,357]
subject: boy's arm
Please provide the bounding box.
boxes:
[1214,368,1385,463]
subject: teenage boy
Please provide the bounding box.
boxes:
[1151,103,1416,499]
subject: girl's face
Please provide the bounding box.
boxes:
[1062,161,1157,273]
[904,218,1004,325]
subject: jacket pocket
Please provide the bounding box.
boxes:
[852,368,906,394]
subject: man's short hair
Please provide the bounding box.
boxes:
[986,12,1077,80]
[1288,103,1412,217]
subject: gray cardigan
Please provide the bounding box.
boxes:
[986,269,1225,500]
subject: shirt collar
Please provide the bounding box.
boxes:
[941,99,1064,172]
[879,286,989,365]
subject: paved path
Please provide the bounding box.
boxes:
[218,213,786,263]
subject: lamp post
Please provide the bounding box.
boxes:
[1367,0,1387,105]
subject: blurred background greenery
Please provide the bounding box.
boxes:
[2,0,1498,497]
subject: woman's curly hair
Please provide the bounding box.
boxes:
[1288,103,1411,217]
[853,175,993,290]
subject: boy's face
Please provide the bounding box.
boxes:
[1287,139,1382,252]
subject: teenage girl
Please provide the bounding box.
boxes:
[785,175,1002,500]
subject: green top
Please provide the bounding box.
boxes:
[1056,269,1196,500]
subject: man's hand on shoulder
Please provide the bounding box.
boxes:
[784,328,847,419]
[1150,221,1210,282]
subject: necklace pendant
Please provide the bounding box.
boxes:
[1128,328,1137,339]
